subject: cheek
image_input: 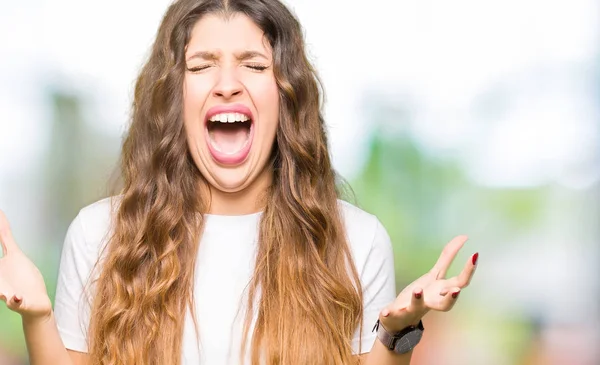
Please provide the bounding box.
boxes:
[183,77,212,138]
[250,78,280,129]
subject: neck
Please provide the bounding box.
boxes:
[206,167,272,216]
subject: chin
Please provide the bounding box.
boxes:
[204,165,254,193]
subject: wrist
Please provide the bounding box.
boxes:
[22,309,54,327]
[378,314,423,333]
[374,318,425,354]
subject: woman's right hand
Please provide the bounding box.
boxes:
[0,210,52,321]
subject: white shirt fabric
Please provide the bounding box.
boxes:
[54,197,396,364]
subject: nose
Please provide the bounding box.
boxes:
[212,68,243,99]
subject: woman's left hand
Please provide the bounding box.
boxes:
[378,235,478,332]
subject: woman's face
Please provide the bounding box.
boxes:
[183,13,279,199]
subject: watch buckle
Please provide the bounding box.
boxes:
[387,334,401,350]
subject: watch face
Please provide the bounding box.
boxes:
[395,330,423,354]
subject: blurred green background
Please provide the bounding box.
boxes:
[1,1,598,364]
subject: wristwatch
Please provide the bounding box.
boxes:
[372,319,424,354]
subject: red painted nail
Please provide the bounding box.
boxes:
[415,292,422,299]
[452,291,460,299]
[13,296,21,304]
[472,252,479,265]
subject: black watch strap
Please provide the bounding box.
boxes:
[372,319,425,354]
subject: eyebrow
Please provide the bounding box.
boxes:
[185,50,269,62]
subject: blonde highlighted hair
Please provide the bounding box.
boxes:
[88,1,363,364]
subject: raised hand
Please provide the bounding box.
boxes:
[379,235,478,332]
[0,210,52,320]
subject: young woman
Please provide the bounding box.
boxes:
[0,0,478,364]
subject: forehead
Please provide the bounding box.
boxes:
[186,13,271,56]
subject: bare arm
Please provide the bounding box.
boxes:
[22,313,76,365]
[357,343,413,364]
[67,350,89,365]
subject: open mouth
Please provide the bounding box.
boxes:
[207,112,252,154]
[205,107,254,165]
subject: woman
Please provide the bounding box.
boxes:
[0,0,478,364]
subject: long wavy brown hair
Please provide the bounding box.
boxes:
[87,0,363,364]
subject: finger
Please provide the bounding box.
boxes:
[0,290,23,309]
[448,252,479,288]
[408,287,426,313]
[0,291,15,304]
[380,289,426,328]
[0,210,19,256]
[430,235,468,279]
[434,287,461,312]
[8,294,23,311]
[385,287,426,318]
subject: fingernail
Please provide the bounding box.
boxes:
[13,296,21,304]
[452,291,460,299]
[472,252,479,265]
[415,292,422,299]
[382,309,390,317]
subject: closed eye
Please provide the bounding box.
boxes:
[186,64,269,73]
[245,64,269,71]
[187,65,211,73]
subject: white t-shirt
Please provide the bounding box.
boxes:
[54,197,396,364]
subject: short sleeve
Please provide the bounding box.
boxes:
[53,212,94,353]
[351,219,397,354]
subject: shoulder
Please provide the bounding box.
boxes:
[338,199,382,242]
[337,200,393,270]
[77,197,116,236]
[66,196,119,255]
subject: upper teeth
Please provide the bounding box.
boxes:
[209,112,250,123]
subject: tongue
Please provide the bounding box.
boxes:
[209,124,249,154]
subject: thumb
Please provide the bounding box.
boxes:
[0,210,20,256]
